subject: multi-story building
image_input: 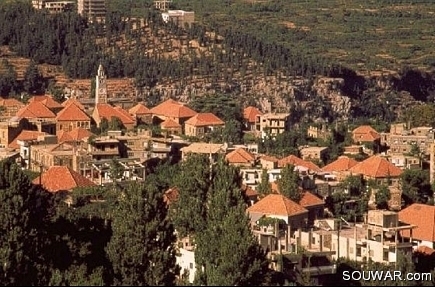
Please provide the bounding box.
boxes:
[382,124,434,156]
[0,98,25,119]
[184,113,225,138]
[33,1,75,13]
[255,113,290,139]
[296,210,416,264]
[161,10,195,28]
[300,146,328,162]
[77,0,106,18]
[243,106,263,132]
[307,124,332,141]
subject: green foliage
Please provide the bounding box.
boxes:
[259,130,305,157]
[0,59,18,96]
[256,169,272,197]
[106,180,179,285]
[109,116,125,131]
[23,61,45,94]
[108,159,124,181]
[375,185,391,210]
[277,164,301,203]
[339,175,365,197]
[400,169,432,205]
[194,158,272,286]
[402,104,435,128]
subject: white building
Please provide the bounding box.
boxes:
[161,10,195,28]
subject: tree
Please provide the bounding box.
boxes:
[0,160,53,285]
[256,168,272,197]
[109,116,124,131]
[109,159,124,182]
[170,154,211,238]
[375,185,391,210]
[194,159,271,286]
[106,180,179,285]
[23,61,45,94]
[277,164,301,202]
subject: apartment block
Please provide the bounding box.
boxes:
[255,113,289,139]
[382,124,434,155]
[77,0,106,18]
[162,10,195,28]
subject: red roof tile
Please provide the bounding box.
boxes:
[163,187,179,205]
[129,103,151,115]
[260,155,279,162]
[58,127,94,143]
[95,104,136,126]
[321,156,359,172]
[0,97,25,108]
[32,166,96,192]
[241,184,258,198]
[150,99,197,119]
[16,101,56,119]
[56,102,91,121]
[299,191,325,207]
[247,194,308,216]
[62,98,85,110]
[9,130,48,149]
[349,155,402,178]
[399,203,435,243]
[352,125,380,142]
[161,118,181,129]
[29,95,63,109]
[415,246,435,256]
[184,112,225,127]
[57,130,74,143]
[278,154,321,172]
[243,106,263,123]
[225,148,255,164]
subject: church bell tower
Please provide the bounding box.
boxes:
[95,64,107,105]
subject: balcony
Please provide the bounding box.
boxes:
[297,265,337,276]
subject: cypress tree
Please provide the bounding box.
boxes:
[195,158,271,286]
[277,164,301,202]
[106,180,178,286]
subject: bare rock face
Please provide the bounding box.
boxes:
[312,77,352,120]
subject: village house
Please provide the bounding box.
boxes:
[307,124,332,141]
[399,203,435,250]
[225,147,256,168]
[299,146,328,162]
[343,145,364,155]
[296,210,416,264]
[184,113,225,137]
[56,102,91,133]
[255,113,290,139]
[0,97,25,118]
[16,101,57,122]
[160,118,182,136]
[57,127,94,144]
[320,155,359,183]
[180,142,226,161]
[28,95,64,114]
[349,155,403,186]
[352,125,381,152]
[259,155,279,170]
[150,99,197,126]
[129,103,152,125]
[0,117,31,148]
[243,106,263,132]
[92,103,136,130]
[16,132,57,169]
[87,135,120,161]
[278,154,321,173]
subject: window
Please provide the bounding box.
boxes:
[356,246,362,257]
[311,237,315,244]
[383,249,389,261]
[189,263,193,269]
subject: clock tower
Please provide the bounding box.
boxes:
[95,64,107,105]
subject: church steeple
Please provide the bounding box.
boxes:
[95,64,107,105]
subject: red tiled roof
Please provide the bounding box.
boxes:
[95,104,136,125]
[29,95,63,109]
[184,112,225,127]
[278,154,321,172]
[57,130,74,143]
[58,127,94,143]
[321,156,359,172]
[56,102,91,121]
[349,155,402,178]
[241,184,258,198]
[299,191,325,207]
[161,118,181,129]
[163,187,179,205]
[32,166,96,193]
[150,99,197,119]
[415,246,435,256]
[260,155,279,162]
[62,98,85,110]
[16,101,56,119]
[9,130,48,149]
[247,194,308,217]
[0,97,25,108]
[399,203,435,243]
[352,125,381,142]
[225,148,255,164]
[243,106,263,123]
[129,103,151,115]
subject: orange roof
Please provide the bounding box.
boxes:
[9,130,48,149]
[185,112,225,127]
[58,127,94,143]
[16,101,56,119]
[321,156,359,172]
[415,246,435,256]
[352,125,379,134]
[260,155,279,162]
[0,97,25,108]
[161,118,181,129]
[56,102,91,121]
[150,99,197,119]
[399,203,435,243]
[32,166,96,192]
[278,154,321,172]
[247,194,308,217]
[163,187,179,205]
[226,148,255,164]
[352,125,380,141]
[62,98,85,110]
[129,103,151,115]
[29,95,63,109]
[95,104,136,126]
[349,155,402,178]
[57,130,74,143]
[299,191,325,207]
[243,106,263,123]
[241,184,258,198]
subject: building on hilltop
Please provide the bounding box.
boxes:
[95,64,108,105]
[161,10,195,28]
[32,0,75,13]
[77,0,106,19]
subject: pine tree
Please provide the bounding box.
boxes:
[0,160,53,285]
[23,61,45,94]
[256,168,272,197]
[195,158,271,286]
[171,154,211,238]
[277,164,301,202]
[106,180,179,286]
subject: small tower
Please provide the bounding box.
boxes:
[95,64,107,105]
